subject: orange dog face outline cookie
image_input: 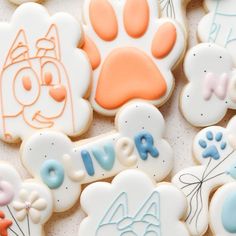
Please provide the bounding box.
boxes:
[82,0,186,116]
[0,3,92,143]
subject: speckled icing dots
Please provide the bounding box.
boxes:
[21,101,173,212]
[79,169,189,236]
[198,0,236,65]
[180,43,236,127]
[209,182,236,236]
[172,115,236,236]
[0,162,53,236]
[82,0,185,116]
[0,3,92,143]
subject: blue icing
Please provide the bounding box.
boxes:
[222,191,236,233]
[134,132,159,160]
[198,131,226,160]
[40,159,64,189]
[81,150,95,176]
[227,163,236,179]
[92,142,115,171]
[206,131,213,140]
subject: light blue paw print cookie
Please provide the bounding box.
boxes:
[198,131,227,160]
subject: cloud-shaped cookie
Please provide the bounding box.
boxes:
[21,101,173,212]
[0,3,92,143]
[198,0,236,64]
[0,162,53,236]
[180,43,236,127]
[79,169,189,236]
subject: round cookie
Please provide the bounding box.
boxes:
[21,101,173,212]
[79,169,190,236]
[82,0,186,116]
[0,3,92,143]
[210,182,236,236]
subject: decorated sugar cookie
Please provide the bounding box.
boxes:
[82,0,185,116]
[172,116,236,236]
[198,0,236,65]
[79,169,189,236]
[159,0,189,32]
[180,43,236,127]
[9,0,39,5]
[21,101,173,212]
[0,162,53,236]
[209,182,236,236]
[0,3,92,143]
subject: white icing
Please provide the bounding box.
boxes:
[159,0,190,32]
[0,162,53,236]
[83,0,185,116]
[180,43,236,127]
[79,169,189,236]
[172,115,236,236]
[0,3,92,142]
[198,0,236,65]
[209,182,236,236]
[21,101,173,212]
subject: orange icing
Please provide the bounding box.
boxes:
[49,85,67,102]
[0,211,12,236]
[89,0,118,41]
[22,76,32,91]
[152,22,177,59]
[95,48,167,109]
[124,0,149,38]
[82,35,101,69]
[44,72,53,85]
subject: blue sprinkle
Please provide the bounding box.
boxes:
[199,139,207,149]
[215,132,223,142]
[206,131,213,140]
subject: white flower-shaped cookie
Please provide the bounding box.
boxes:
[0,3,91,143]
[180,43,236,127]
[173,115,236,235]
[79,169,189,236]
[198,0,236,64]
[0,162,52,236]
[82,0,185,115]
[21,101,173,212]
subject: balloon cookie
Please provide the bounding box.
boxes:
[0,3,92,143]
[172,116,236,236]
[82,0,186,116]
[79,169,189,236]
[0,162,53,236]
[209,182,236,236]
[21,101,173,212]
[180,43,236,127]
[159,0,190,33]
[198,0,236,65]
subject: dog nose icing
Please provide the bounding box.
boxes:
[49,85,67,102]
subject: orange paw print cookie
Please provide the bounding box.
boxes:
[82,0,186,115]
[0,3,92,143]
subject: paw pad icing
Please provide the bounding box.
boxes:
[79,170,189,236]
[82,0,185,115]
[180,43,236,127]
[198,0,236,64]
[172,116,236,236]
[0,162,52,236]
[0,3,92,142]
[21,101,173,212]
